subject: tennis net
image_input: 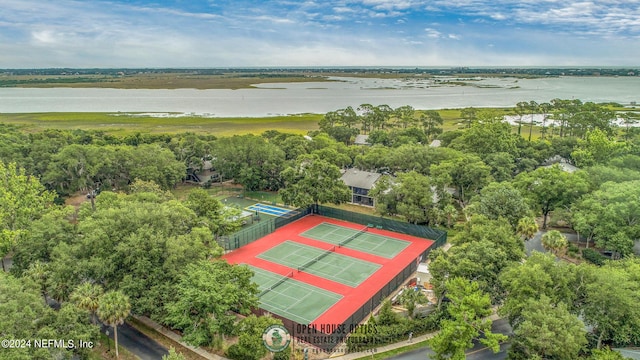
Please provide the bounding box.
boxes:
[259,271,294,297]
[338,226,369,247]
[297,246,336,273]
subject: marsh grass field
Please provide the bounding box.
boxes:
[0,112,324,135]
[0,109,490,136]
[0,107,553,138]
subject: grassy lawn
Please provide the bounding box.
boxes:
[243,190,282,204]
[170,182,243,201]
[355,339,431,360]
[327,202,379,216]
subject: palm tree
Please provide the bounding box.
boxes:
[460,107,477,129]
[23,260,50,303]
[515,102,528,136]
[620,112,639,140]
[516,217,538,241]
[399,286,428,319]
[70,282,104,324]
[98,291,131,359]
[420,110,444,141]
[538,102,551,140]
[163,347,187,360]
[527,100,539,141]
[541,230,568,255]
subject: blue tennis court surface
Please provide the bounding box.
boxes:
[246,203,293,217]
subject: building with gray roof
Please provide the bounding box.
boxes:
[340,168,382,207]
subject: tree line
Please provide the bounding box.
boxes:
[1,98,639,359]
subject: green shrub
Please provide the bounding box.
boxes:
[346,309,443,352]
[582,248,606,266]
[567,243,579,256]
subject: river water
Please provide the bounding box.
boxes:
[0,76,638,117]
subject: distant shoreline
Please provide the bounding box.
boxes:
[1,67,638,90]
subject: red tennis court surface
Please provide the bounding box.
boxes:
[223,214,434,345]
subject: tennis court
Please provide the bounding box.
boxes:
[249,266,343,324]
[222,213,437,349]
[301,222,411,258]
[257,241,381,287]
[246,203,293,217]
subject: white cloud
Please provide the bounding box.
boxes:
[247,15,296,24]
[490,13,507,20]
[0,0,639,67]
[424,28,442,38]
[31,29,59,44]
[333,6,355,13]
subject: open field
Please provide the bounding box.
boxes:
[0,112,322,136]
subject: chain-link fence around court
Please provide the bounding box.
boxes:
[315,205,447,248]
[220,204,312,251]
[227,203,447,351]
[220,203,446,252]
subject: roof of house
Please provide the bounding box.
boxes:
[354,134,370,145]
[417,263,430,274]
[340,168,382,190]
[203,160,213,171]
[542,155,579,173]
[543,162,579,173]
[542,155,571,166]
[429,139,441,148]
[556,162,579,173]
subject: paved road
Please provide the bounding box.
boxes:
[525,230,581,257]
[102,322,169,360]
[45,296,168,360]
[525,231,547,256]
[385,318,512,360]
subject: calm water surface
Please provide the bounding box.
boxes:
[0,76,638,117]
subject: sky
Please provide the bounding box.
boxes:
[1,0,639,68]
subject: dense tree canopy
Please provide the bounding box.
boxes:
[1,98,639,357]
[509,295,587,360]
[572,180,640,258]
[0,272,98,360]
[164,260,259,348]
[499,252,583,327]
[513,164,588,228]
[583,259,640,349]
[370,171,435,224]
[280,154,351,207]
[227,315,285,360]
[468,182,531,228]
[212,135,286,191]
[431,153,493,206]
[428,277,507,360]
[450,114,518,159]
[0,161,55,270]
[10,185,228,322]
